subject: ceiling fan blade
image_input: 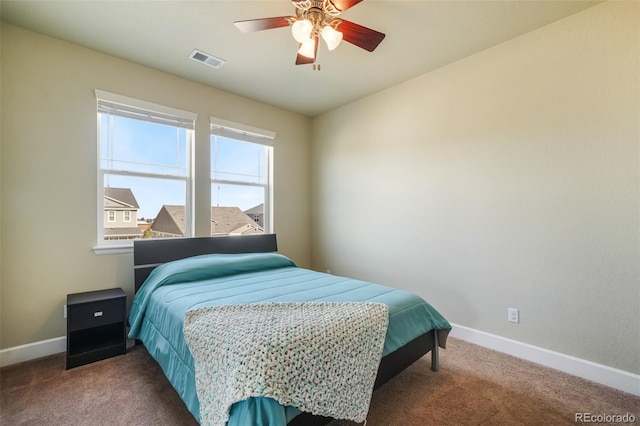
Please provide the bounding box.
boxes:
[327,0,364,13]
[234,16,292,33]
[295,36,319,65]
[295,52,315,65]
[337,19,385,52]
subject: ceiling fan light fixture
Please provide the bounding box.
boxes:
[298,38,316,59]
[291,19,313,43]
[321,25,343,50]
[233,0,385,66]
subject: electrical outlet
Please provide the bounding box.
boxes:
[508,307,519,323]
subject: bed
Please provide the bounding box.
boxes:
[128,234,451,426]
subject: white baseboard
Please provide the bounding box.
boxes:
[449,323,640,397]
[0,336,66,368]
[2,327,639,397]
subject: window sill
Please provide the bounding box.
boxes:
[93,245,133,255]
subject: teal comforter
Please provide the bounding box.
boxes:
[128,253,451,425]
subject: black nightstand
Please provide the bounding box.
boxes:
[66,288,127,369]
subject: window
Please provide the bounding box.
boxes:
[210,117,274,236]
[96,90,196,252]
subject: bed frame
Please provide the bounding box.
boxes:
[133,234,439,426]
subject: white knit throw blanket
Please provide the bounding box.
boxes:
[183,302,389,426]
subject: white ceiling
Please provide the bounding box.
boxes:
[1,0,600,117]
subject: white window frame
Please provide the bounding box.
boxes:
[210,117,275,234]
[108,211,116,223]
[123,211,131,222]
[95,90,197,254]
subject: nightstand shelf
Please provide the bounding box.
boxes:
[66,288,126,369]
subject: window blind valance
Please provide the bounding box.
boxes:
[95,89,197,130]
[210,116,276,146]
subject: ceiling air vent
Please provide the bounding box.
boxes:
[189,49,226,69]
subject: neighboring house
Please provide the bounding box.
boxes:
[210,206,264,235]
[150,205,185,238]
[244,203,264,228]
[103,187,142,240]
[151,205,263,238]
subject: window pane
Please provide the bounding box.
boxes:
[211,183,264,235]
[103,174,186,241]
[97,94,195,248]
[100,114,188,176]
[211,136,266,184]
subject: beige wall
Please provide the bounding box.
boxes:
[0,24,311,349]
[311,1,639,374]
[2,2,639,377]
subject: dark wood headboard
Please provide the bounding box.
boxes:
[133,234,278,292]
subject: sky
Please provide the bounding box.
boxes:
[101,114,267,219]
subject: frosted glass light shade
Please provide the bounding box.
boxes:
[298,38,316,59]
[321,25,343,51]
[291,19,313,43]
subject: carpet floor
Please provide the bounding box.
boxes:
[1,337,638,425]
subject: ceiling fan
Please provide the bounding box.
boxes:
[234,0,385,65]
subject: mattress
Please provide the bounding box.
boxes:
[128,253,451,425]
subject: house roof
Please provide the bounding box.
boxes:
[244,203,264,215]
[212,206,264,235]
[151,205,263,236]
[104,187,140,209]
[151,205,185,236]
[104,227,142,237]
